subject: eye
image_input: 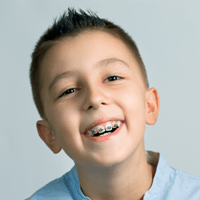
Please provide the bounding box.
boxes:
[105,75,123,82]
[58,88,78,98]
[58,75,123,99]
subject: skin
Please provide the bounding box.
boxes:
[37,30,160,200]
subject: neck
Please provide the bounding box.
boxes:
[75,147,156,200]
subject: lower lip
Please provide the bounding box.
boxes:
[81,123,124,142]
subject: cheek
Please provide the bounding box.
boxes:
[117,85,144,112]
[117,86,146,131]
[49,107,84,155]
[47,103,80,135]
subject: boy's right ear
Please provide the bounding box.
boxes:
[36,120,62,154]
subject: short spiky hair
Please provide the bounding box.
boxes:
[30,8,149,119]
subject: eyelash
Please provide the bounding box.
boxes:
[58,75,123,98]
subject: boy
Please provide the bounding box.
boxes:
[27,8,200,200]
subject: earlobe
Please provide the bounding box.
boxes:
[146,88,160,125]
[36,120,62,154]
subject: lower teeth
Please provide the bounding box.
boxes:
[99,132,112,137]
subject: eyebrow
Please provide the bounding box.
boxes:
[49,57,130,92]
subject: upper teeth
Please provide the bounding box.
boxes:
[86,121,122,136]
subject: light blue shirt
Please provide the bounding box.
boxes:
[26,151,200,199]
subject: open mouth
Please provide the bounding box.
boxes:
[82,121,124,142]
[92,126,119,137]
[85,121,122,137]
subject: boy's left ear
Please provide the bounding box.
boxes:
[146,87,160,125]
[36,120,62,154]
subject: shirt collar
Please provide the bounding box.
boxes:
[144,151,173,199]
[71,151,172,199]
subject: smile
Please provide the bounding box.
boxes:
[82,121,124,142]
[86,121,122,137]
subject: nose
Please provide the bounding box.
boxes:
[82,83,109,111]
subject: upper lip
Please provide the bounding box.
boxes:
[81,117,124,135]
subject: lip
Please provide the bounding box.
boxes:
[81,117,124,135]
[81,122,124,142]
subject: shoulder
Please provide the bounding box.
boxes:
[146,152,200,200]
[26,165,90,200]
[25,166,81,200]
[163,167,200,199]
[172,167,200,189]
[26,174,71,200]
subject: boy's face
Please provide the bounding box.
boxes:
[38,30,159,168]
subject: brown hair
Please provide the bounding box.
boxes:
[30,8,149,119]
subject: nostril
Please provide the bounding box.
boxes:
[88,102,105,109]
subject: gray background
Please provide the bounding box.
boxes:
[0,0,200,199]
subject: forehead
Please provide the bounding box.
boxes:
[40,30,142,89]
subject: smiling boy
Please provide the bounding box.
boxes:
[27,8,200,200]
